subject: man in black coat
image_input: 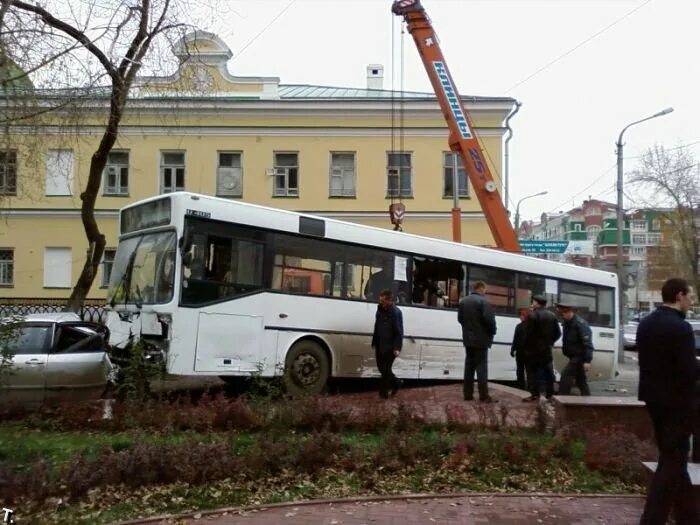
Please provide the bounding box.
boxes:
[510,307,529,390]
[371,288,404,399]
[458,281,497,402]
[522,295,561,402]
[638,277,698,524]
[556,302,593,396]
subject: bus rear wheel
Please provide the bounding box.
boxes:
[284,340,330,397]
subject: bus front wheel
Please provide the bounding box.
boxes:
[284,340,330,397]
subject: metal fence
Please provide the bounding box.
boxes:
[0,298,107,324]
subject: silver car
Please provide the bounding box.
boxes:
[0,312,115,407]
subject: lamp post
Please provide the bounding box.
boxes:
[514,190,548,232]
[615,107,673,363]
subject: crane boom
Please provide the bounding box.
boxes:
[392,0,520,251]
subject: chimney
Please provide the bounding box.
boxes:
[366,64,384,90]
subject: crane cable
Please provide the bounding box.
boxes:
[390,15,406,231]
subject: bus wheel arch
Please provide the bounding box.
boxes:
[283,336,332,397]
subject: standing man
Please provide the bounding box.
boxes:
[638,278,698,524]
[371,289,403,399]
[458,281,497,402]
[522,295,561,402]
[556,302,593,396]
[511,307,529,390]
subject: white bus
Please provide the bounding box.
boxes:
[105,192,619,395]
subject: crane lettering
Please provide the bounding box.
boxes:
[432,61,473,140]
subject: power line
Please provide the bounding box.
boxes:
[231,0,299,61]
[505,0,653,93]
[544,163,617,215]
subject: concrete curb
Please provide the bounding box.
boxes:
[113,491,645,525]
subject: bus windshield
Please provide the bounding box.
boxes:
[108,231,177,306]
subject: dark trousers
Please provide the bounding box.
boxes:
[640,403,697,525]
[464,347,489,400]
[558,357,590,396]
[376,350,399,398]
[526,361,555,398]
[515,353,526,390]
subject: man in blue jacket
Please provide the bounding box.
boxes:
[637,277,698,524]
[556,302,593,396]
[371,288,404,399]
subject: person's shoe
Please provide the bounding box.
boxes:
[390,379,402,397]
[480,396,497,403]
[379,391,389,399]
[463,395,474,401]
[522,395,539,402]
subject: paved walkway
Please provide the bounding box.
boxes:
[124,494,646,525]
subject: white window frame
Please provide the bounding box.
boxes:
[46,149,74,196]
[329,152,356,197]
[270,152,299,197]
[631,246,646,256]
[0,249,14,286]
[632,233,646,245]
[0,150,17,196]
[216,151,243,197]
[631,220,648,232]
[101,248,116,288]
[103,150,129,196]
[386,151,412,198]
[442,152,468,198]
[43,247,72,288]
[160,151,185,194]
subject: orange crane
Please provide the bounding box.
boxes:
[392,0,520,252]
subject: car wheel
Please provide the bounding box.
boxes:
[284,340,330,397]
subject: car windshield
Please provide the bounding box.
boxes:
[107,230,177,306]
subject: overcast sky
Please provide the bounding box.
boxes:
[203,0,698,224]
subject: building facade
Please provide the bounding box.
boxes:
[519,199,666,313]
[0,32,517,300]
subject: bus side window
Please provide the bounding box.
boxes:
[412,257,464,308]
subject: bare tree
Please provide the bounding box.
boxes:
[628,144,700,293]
[1,0,197,310]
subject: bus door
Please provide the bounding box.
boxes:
[194,312,263,373]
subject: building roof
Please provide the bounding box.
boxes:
[277,84,511,102]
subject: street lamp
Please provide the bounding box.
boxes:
[615,106,673,362]
[514,190,548,232]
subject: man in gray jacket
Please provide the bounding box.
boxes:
[458,281,497,402]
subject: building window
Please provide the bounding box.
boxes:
[443,152,467,198]
[329,152,356,197]
[103,151,129,196]
[632,234,646,245]
[160,151,185,194]
[651,219,661,231]
[574,224,582,232]
[647,233,661,244]
[631,246,646,256]
[387,152,412,197]
[43,247,72,288]
[101,249,116,288]
[584,206,600,216]
[631,220,648,232]
[271,152,299,197]
[0,249,13,285]
[216,152,243,197]
[586,225,601,240]
[0,150,17,195]
[46,149,74,196]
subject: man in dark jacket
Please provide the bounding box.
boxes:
[638,277,698,524]
[510,307,529,390]
[556,303,593,396]
[522,295,561,402]
[458,281,497,402]
[371,289,404,399]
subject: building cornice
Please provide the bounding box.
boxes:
[7,125,507,138]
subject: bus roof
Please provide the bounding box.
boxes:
[123,192,618,288]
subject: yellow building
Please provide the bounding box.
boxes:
[0,32,517,301]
